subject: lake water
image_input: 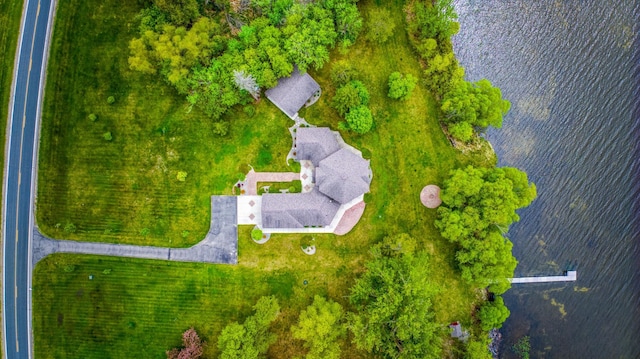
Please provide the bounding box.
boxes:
[452,1,640,357]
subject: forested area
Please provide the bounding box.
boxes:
[129,0,362,123]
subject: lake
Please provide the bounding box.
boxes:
[452,0,640,357]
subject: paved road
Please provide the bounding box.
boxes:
[2,0,55,357]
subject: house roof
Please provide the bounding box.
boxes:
[265,67,320,119]
[316,148,372,204]
[295,127,341,165]
[261,189,340,229]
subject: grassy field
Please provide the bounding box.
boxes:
[0,0,23,175]
[37,0,294,247]
[34,0,494,357]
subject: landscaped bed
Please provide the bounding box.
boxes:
[257,180,303,194]
[33,0,494,357]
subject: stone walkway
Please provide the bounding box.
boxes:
[31,196,238,267]
[244,169,299,195]
[237,195,262,226]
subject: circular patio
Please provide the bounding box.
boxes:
[420,185,442,208]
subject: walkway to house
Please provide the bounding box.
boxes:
[300,160,314,192]
[31,196,238,267]
[237,195,262,226]
[244,169,299,195]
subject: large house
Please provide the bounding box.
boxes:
[261,127,372,233]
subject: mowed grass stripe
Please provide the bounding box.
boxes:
[34,254,296,358]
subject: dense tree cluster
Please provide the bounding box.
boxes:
[217,296,280,359]
[348,234,442,359]
[129,17,227,93]
[405,0,463,98]
[441,79,511,142]
[435,165,536,294]
[404,1,511,143]
[129,0,363,121]
[331,79,373,134]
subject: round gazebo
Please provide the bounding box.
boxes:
[420,185,442,208]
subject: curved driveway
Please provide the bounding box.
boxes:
[3,0,55,357]
[3,1,242,358]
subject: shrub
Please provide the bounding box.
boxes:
[64,223,76,233]
[140,227,150,236]
[345,105,373,134]
[63,265,76,273]
[251,228,263,241]
[176,171,188,182]
[107,96,115,104]
[300,236,313,249]
[367,8,395,43]
[103,132,113,141]
[88,113,97,122]
[243,105,256,118]
[181,230,190,238]
[212,121,229,137]
[387,72,418,100]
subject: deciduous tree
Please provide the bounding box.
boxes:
[218,296,280,359]
[291,295,345,359]
[477,296,510,331]
[367,8,395,44]
[166,327,205,359]
[435,165,536,292]
[387,71,418,100]
[345,105,373,135]
[331,80,369,117]
[348,234,441,359]
[441,79,510,142]
[152,0,200,27]
[283,3,337,72]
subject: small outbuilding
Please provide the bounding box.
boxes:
[265,67,321,119]
[449,322,469,341]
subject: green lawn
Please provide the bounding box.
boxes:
[34,0,494,357]
[0,0,22,167]
[37,0,293,247]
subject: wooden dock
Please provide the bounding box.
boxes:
[509,271,577,284]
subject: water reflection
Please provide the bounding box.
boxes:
[453,0,640,357]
